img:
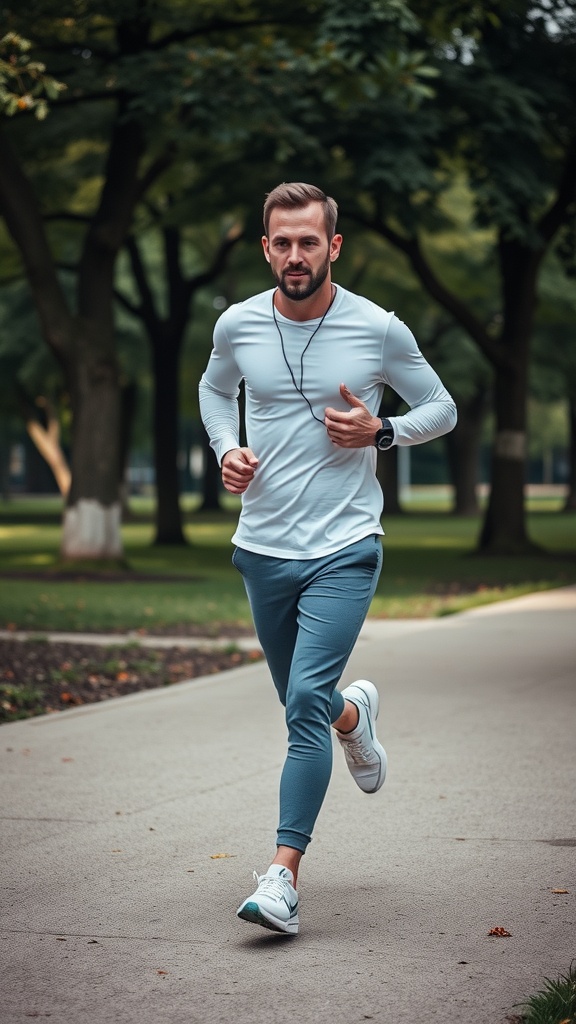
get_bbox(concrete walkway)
[1,588,575,1024]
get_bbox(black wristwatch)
[374,417,394,451]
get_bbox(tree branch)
[135,149,176,204]
[125,235,160,332]
[150,15,313,50]
[55,262,78,274]
[538,140,576,245]
[44,212,92,225]
[186,222,244,295]
[344,207,508,370]
[0,128,72,364]
[53,88,123,107]
[113,287,142,319]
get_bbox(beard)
[274,253,331,301]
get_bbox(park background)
[1,1,576,719]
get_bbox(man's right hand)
[221,448,259,494]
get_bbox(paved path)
[1,588,575,1024]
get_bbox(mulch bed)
[0,638,263,724]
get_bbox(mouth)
[284,269,310,281]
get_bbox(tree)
[0,1,427,559]
[530,253,576,510]
[116,207,243,543]
[310,0,576,552]
[0,277,72,496]
[0,22,154,557]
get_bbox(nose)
[287,243,304,264]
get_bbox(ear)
[330,233,343,262]
[262,235,271,264]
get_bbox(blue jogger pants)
[232,534,383,853]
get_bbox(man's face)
[262,202,342,301]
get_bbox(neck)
[273,280,335,322]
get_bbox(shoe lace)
[342,735,376,766]
[254,872,290,899]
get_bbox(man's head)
[262,183,342,303]
[263,182,338,242]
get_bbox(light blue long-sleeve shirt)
[199,285,457,559]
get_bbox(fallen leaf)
[61,757,74,763]
[551,888,570,894]
[116,671,130,682]
[156,970,168,975]
[60,692,82,705]
[210,852,236,859]
[488,927,511,937]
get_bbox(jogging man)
[199,182,457,935]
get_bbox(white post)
[398,445,411,504]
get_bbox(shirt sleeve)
[382,316,457,446]
[198,312,242,466]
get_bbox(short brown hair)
[263,182,339,241]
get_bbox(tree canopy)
[1,0,575,557]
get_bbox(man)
[199,182,456,936]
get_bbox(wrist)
[374,417,394,451]
[221,447,240,465]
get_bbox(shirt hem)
[230,527,385,560]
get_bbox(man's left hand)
[324,383,381,448]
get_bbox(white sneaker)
[336,680,387,793]
[236,865,299,935]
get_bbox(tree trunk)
[0,418,11,501]
[61,325,123,558]
[151,335,186,545]
[563,395,576,512]
[377,446,402,514]
[0,93,147,561]
[445,388,488,516]
[478,240,541,554]
[199,430,223,511]
[479,362,537,553]
[119,380,138,520]
[475,380,528,552]
[376,390,404,514]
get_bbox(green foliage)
[0,32,65,120]
[518,964,576,1024]
[0,681,44,721]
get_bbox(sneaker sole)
[237,901,299,935]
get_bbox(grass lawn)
[0,493,574,633]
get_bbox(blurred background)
[0,0,575,560]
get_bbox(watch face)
[375,429,393,450]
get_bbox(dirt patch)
[0,638,263,724]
